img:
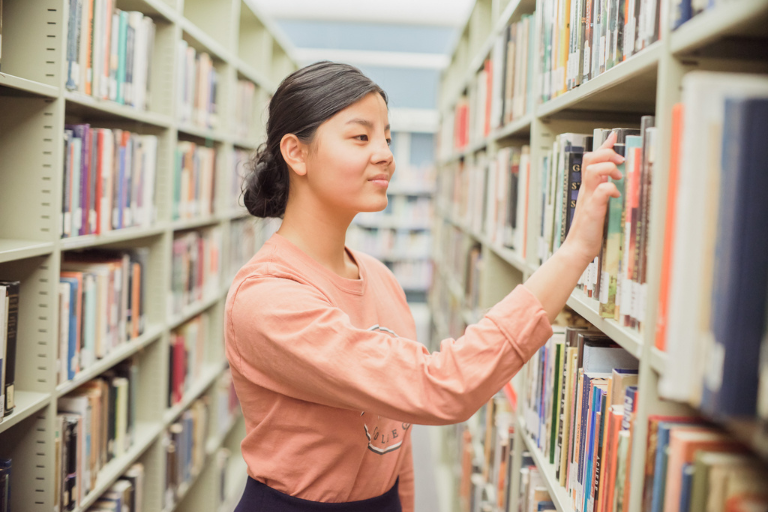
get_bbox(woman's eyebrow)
[345,119,391,131]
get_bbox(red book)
[654,103,684,351]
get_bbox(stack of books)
[538,0,660,103]
[58,250,148,384]
[65,3,156,111]
[173,142,217,221]
[444,15,536,156]
[176,41,219,130]
[523,326,640,512]
[168,313,209,407]
[85,463,144,512]
[234,80,256,141]
[56,357,138,510]
[163,398,209,510]
[170,227,222,316]
[537,120,656,330]
[62,126,158,239]
[656,72,768,425]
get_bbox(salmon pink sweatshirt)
[224,233,553,511]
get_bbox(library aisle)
[1,0,768,511]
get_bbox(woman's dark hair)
[242,61,388,218]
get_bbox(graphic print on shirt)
[360,324,411,455]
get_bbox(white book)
[0,285,6,419]
[58,282,71,385]
[660,72,768,404]
[140,135,157,227]
[91,0,103,99]
[100,128,114,234]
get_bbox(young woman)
[226,61,624,512]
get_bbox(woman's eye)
[386,139,392,146]
[355,135,369,142]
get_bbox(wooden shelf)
[670,0,768,56]
[0,239,54,264]
[536,43,662,119]
[0,391,50,435]
[353,217,432,230]
[0,73,59,98]
[170,215,221,232]
[164,362,225,425]
[56,324,164,397]
[74,421,164,512]
[60,225,167,251]
[177,122,229,143]
[565,289,644,359]
[168,293,223,330]
[517,418,575,512]
[179,17,232,62]
[65,91,173,127]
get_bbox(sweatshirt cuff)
[485,284,553,362]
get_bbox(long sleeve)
[228,275,552,426]
[398,436,415,512]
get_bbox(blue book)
[650,421,698,512]
[704,97,768,418]
[538,502,556,511]
[672,0,692,29]
[59,277,80,381]
[583,385,605,512]
[679,463,695,512]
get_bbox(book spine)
[1,282,19,415]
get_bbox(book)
[658,73,768,412]
[173,141,216,221]
[169,227,222,316]
[0,281,18,417]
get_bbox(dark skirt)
[233,477,402,512]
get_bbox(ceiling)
[248,0,475,26]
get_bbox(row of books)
[386,260,433,291]
[429,267,465,342]
[538,0,660,103]
[214,370,240,438]
[177,41,219,130]
[457,394,516,512]
[465,245,483,314]
[173,142,216,221]
[642,417,768,512]
[0,282,19,421]
[84,463,144,512]
[435,222,466,288]
[538,120,656,329]
[438,144,530,256]
[169,227,222,316]
[446,15,535,154]
[523,326,639,512]
[168,313,209,407]
[227,218,257,282]
[56,357,138,511]
[0,459,9,512]
[62,125,158,239]
[65,1,156,111]
[58,250,148,384]
[355,195,433,228]
[163,397,209,510]
[656,72,768,424]
[519,458,556,512]
[346,226,432,261]
[234,79,257,141]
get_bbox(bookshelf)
[431,0,768,510]
[0,0,295,510]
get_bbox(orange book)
[601,405,624,512]
[654,103,684,351]
[663,429,740,512]
[84,0,94,95]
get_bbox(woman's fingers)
[584,148,625,166]
[598,130,618,150]
[595,181,621,202]
[584,161,623,182]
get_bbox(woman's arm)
[525,132,623,324]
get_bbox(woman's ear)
[280,134,308,177]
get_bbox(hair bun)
[243,145,289,218]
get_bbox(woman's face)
[303,92,395,214]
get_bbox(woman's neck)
[277,195,359,280]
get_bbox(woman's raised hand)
[562,131,624,267]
